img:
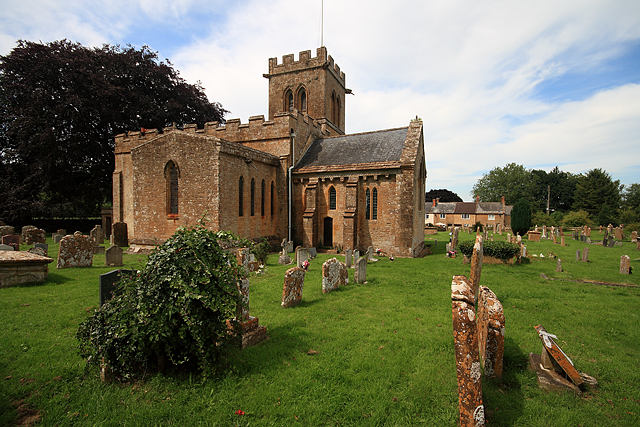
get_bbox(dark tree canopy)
[425,189,463,203]
[471,163,533,205]
[623,183,640,211]
[530,167,577,213]
[572,168,622,218]
[0,40,227,224]
[510,198,532,236]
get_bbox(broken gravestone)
[281,267,305,308]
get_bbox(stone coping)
[0,251,53,264]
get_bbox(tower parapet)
[266,47,345,86]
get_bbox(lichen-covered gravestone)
[477,286,505,380]
[57,234,94,268]
[354,257,367,284]
[22,225,46,245]
[620,255,630,274]
[281,267,305,308]
[322,257,348,293]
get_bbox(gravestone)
[281,267,305,308]
[614,227,623,240]
[607,236,615,248]
[0,244,13,251]
[506,233,510,243]
[529,325,584,393]
[528,231,541,242]
[57,229,67,236]
[278,248,291,265]
[99,269,134,306]
[587,227,591,237]
[451,227,460,250]
[308,247,317,259]
[477,286,505,380]
[631,231,638,243]
[23,227,45,245]
[560,236,565,247]
[296,247,309,269]
[367,246,377,261]
[575,250,581,261]
[354,257,367,284]
[542,225,547,239]
[581,248,589,263]
[229,277,267,348]
[353,250,360,266]
[90,225,104,245]
[620,255,630,274]
[93,245,105,255]
[53,234,64,244]
[322,258,348,293]
[345,248,352,268]
[0,251,54,287]
[0,226,15,236]
[602,228,609,246]
[552,235,557,244]
[112,222,128,247]
[28,247,47,257]
[57,234,94,268]
[235,248,251,273]
[556,259,562,272]
[105,246,124,266]
[521,246,527,258]
[2,235,20,251]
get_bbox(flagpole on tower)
[321,0,324,47]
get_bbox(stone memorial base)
[126,244,155,254]
[529,353,581,393]
[0,251,53,287]
[227,316,267,348]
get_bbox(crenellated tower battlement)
[266,47,345,85]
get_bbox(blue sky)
[2,0,639,201]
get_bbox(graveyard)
[1,228,639,426]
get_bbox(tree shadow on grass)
[483,336,529,426]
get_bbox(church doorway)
[323,217,333,248]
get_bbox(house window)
[261,180,265,216]
[329,187,336,210]
[372,188,378,220]
[440,213,446,219]
[488,214,495,221]
[365,189,371,220]
[271,181,275,216]
[251,178,255,216]
[461,214,470,220]
[165,161,179,216]
[239,176,244,216]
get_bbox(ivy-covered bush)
[457,240,520,260]
[77,225,244,381]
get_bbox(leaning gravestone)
[112,222,128,247]
[281,267,305,308]
[105,246,124,267]
[2,235,20,251]
[57,234,94,268]
[354,257,367,284]
[99,269,135,306]
[322,258,348,293]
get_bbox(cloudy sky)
[2,0,639,201]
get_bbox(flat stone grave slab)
[0,251,54,288]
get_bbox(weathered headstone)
[90,225,104,245]
[575,250,581,261]
[0,226,15,237]
[99,269,134,305]
[354,257,367,284]
[614,227,623,240]
[560,236,565,247]
[281,267,305,308]
[631,231,638,243]
[607,236,615,248]
[528,231,541,242]
[322,258,348,293]
[278,248,291,265]
[57,229,67,236]
[353,249,360,266]
[23,227,46,245]
[53,234,64,244]
[112,222,128,247]
[477,286,505,380]
[0,244,14,251]
[105,246,124,266]
[28,246,47,257]
[581,248,589,263]
[542,225,547,239]
[229,277,267,348]
[57,234,94,268]
[521,245,527,258]
[620,255,630,274]
[345,248,352,268]
[296,247,309,269]
[556,259,562,272]
[2,235,20,251]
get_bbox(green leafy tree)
[572,169,622,218]
[472,163,533,204]
[510,198,532,236]
[77,225,244,381]
[0,40,227,224]
[530,167,577,213]
[623,184,640,210]
[562,210,591,227]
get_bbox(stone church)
[112,47,427,257]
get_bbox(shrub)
[457,240,520,260]
[511,198,531,237]
[562,210,591,227]
[77,225,244,381]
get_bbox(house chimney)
[432,198,437,207]
[476,195,480,203]
[501,196,505,205]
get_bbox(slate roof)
[454,202,477,214]
[294,127,408,173]
[426,202,457,214]
[477,202,504,214]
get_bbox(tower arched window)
[299,88,307,111]
[329,187,336,210]
[286,90,294,112]
[365,188,371,220]
[239,176,244,217]
[165,161,179,216]
[251,178,255,216]
[372,188,378,220]
[261,179,265,216]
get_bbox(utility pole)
[546,185,550,215]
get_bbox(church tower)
[264,47,348,135]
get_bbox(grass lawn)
[1,230,639,426]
